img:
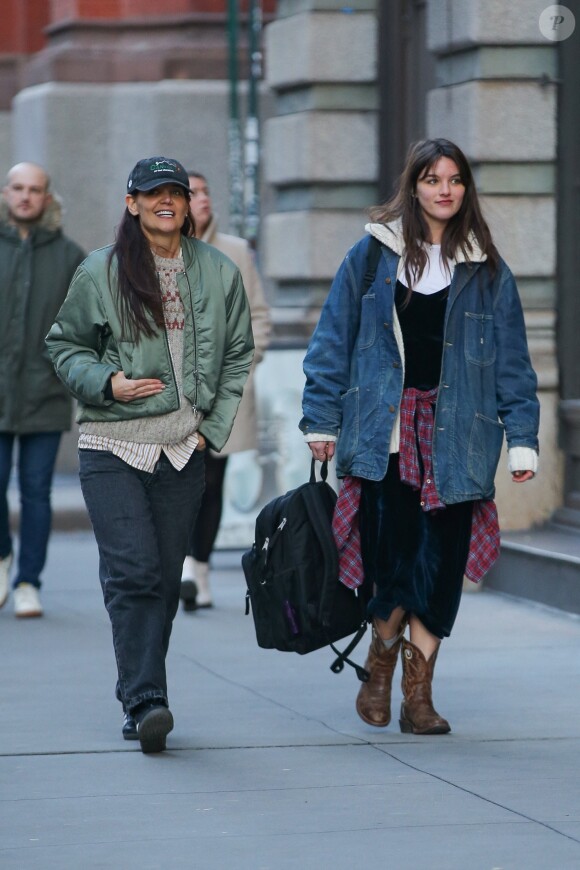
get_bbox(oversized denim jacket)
[300,224,539,503]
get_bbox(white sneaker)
[180,556,198,611]
[14,583,43,618]
[0,553,13,609]
[194,560,213,608]
[181,556,196,582]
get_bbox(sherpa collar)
[364,219,487,264]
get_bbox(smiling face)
[415,156,465,242]
[125,183,190,250]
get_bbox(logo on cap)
[150,160,180,174]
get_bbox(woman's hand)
[196,434,206,451]
[111,371,165,403]
[512,470,535,483]
[308,440,335,462]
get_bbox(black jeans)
[188,451,229,563]
[79,448,205,713]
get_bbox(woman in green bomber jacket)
[46,156,254,754]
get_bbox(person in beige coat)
[181,172,272,608]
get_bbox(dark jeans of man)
[187,451,229,562]
[79,448,205,714]
[0,432,62,589]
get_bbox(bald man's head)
[3,163,52,235]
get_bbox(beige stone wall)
[263,2,378,340]
[11,80,275,255]
[425,0,562,528]
[0,113,12,183]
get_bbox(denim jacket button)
[389,405,395,412]
[385,277,391,284]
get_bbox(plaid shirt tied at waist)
[332,387,500,589]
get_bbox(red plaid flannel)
[398,387,444,511]
[332,475,363,589]
[332,387,500,589]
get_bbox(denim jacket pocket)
[357,295,376,350]
[464,312,495,366]
[468,413,505,491]
[337,387,360,467]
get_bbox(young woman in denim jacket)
[300,139,539,734]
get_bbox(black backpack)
[241,237,383,681]
[242,460,370,681]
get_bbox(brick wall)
[0,0,49,53]
[1,1,277,54]
[49,0,276,22]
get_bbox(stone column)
[554,401,580,529]
[552,16,580,532]
[262,0,378,343]
[425,0,562,529]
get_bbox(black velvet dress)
[361,281,473,639]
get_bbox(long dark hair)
[370,138,499,292]
[108,202,195,341]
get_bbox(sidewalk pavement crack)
[178,654,364,741]
[373,744,580,847]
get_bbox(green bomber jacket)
[45,236,254,452]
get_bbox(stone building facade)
[0,1,277,252]
[2,1,579,578]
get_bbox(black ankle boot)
[134,703,174,754]
[122,712,138,741]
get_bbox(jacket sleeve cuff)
[304,433,338,443]
[508,446,538,474]
[103,376,114,401]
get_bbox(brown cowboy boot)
[355,619,406,727]
[399,638,451,734]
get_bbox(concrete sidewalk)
[1,533,580,869]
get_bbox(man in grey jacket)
[0,162,85,617]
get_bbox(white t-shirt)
[398,245,453,294]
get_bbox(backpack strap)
[309,457,329,483]
[300,480,339,608]
[328,618,369,682]
[361,235,383,295]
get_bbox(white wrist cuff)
[508,446,538,474]
[304,433,338,443]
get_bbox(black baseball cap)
[126,157,191,193]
